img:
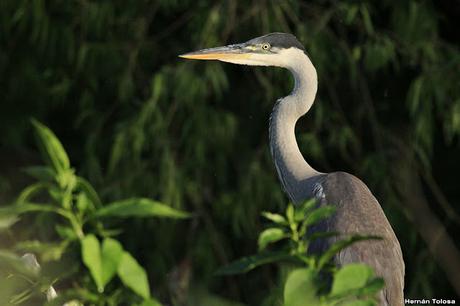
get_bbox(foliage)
[0,0,459,304]
[218,200,384,306]
[0,121,189,305]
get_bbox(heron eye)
[262,43,271,50]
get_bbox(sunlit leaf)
[331,264,374,295]
[0,203,61,216]
[261,212,287,225]
[258,228,287,250]
[76,177,102,208]
[81,234,104,292]
[31,119,70,174]
[294,199,318,222]
[139,298,163,306]
[284,268,319,306]
[0,214,19,230]
[117,252,150,299]
[303,205,336,227]
[101,238,124,286]
[76,192,90,214]
[286,204,295,224]
[93,198,190,219]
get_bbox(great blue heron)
[180,33,404,306]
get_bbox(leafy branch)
[217,200,384,306]
[0,120,190,305]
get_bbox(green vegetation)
[1,121,189,305]
[219,201,385,305]
[1,0,459,305]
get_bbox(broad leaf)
[117,252,150,299]
[216,251,289,275]
[303,205,336,227]
[139,298,163,306]
[101,238,124,286]
[356,278,385,296]
[284,268,319,306]
[261,212,287,225]
[81,234,104,292]
[258,228,287,250]
[93,198,190,219]
[76,192,91,213]
[31,119,70,174]
[331,264,374,296]
[294,199,317,222]
[0,203,61,216]
[0,214,19,230]
[76,177,102,208]
[286,205,295,224]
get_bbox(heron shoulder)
[319,171,375,206]
[318,171,396,239]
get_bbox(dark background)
[1,0,459,304]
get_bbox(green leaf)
[357,277,385,296]
[294,199,317,222]
[31,119,70,174]
[216,251,289,275]
[76,177,102,208]
[81,234,104,292]
[284,268,319,306]
[327,264,383,305]
[0,203,61,216]
[76,192,90,213]
[286,204,295,224]
[16,182,50,204]
[117,252,150,299]
[303,205,336,227]
[22,166,56,181]
[139,298,163,306]
[93,198,191,219]
[261,212,287,225]
[331,264,374,296]
[258,228,287,250]
[56,169,77,191]
[318,235,381,269]
[0,213,19,230]
[101,238,124,286]
[360,5,374,35]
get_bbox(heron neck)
[269,52,321,203]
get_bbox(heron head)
[179,33,306,68]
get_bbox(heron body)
[180,33,404,306]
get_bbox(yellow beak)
[179,44,250,61]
